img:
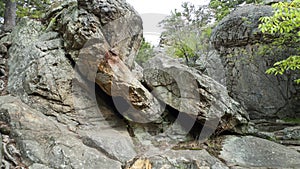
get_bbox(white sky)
[126,0,210,15]
[126,0,211,46]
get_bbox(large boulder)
[211,5,273,49]
[143,55,250,136]
[211,4,300,119]
[219,136,300,168]
[54,0,143,68]
[7,0,163,123]
[50,0,163,123]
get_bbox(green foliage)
[1,0,60,19]
[135,39,155,66]
[209,0,263,21]
[159,2,214,66]
[259,0,300,83]
[0,1,4,20]
[282,117,300,124]
[16,0,53,18]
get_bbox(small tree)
[259,0,300,83]
[135,38,155,66]
[159,2,213,66]
[209,0,263,21]
[1,0,59,31]
[3,0,16,31]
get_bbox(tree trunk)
[3,0,16,32]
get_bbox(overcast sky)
[126,0,210,14]
[126,0,211,46]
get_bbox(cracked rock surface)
[210,4,300,120]
[0,1,299,169]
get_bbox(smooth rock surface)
[81,130,137,162]
[219,136,300,168]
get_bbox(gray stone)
[143,55,249,136]
[29,163,53,169]
[131,150,229,169]
[219,136,300,168]
[131,62,144,81]
[81,130,137,162]
[8,19,74,115]
[211,5,273,49]
[56,0,143,68]
[0,96,125,169]
[196,50,227,85]
[210,4,300,120]
[76,38,164,123]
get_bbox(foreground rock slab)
[0,96,139,168]
[126,150,228,169]
[219,136,300,168]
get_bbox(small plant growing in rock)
[259,0,300,84]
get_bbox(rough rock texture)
[3,0,144,167]
[211,5,273,49]
[128,150,229,169]
[54,0,142,68]
[0,41,9,95]
[143,55,249,136]
[219,136,300,168]
[211,4,300,119]
[46,0,163,123]
[8,19,74,114]
[1,1,299,168]
[76,37,164,123]
[196,50,227,85]
[0,96,130,168]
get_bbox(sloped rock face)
[2,1,299,168]
[211,4,300,120]
[8,19,74,114]
[3,0,145,167]
[143,55,249,136]
[0,96,131,169]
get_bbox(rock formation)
[211,4,300,120]
[0,0,298,169]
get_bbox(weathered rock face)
[211,5,273,49]
[219,136,300,168]
[54,0,142,67]
[143,55,249,136]
[127,150,229,169]
[2,1,299,168]
[46,0,163,123]
[0,96,132,168]
[8,19,74,114]
[0,41,9,95]
[3,0,148,167]
[211,4,300,119]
